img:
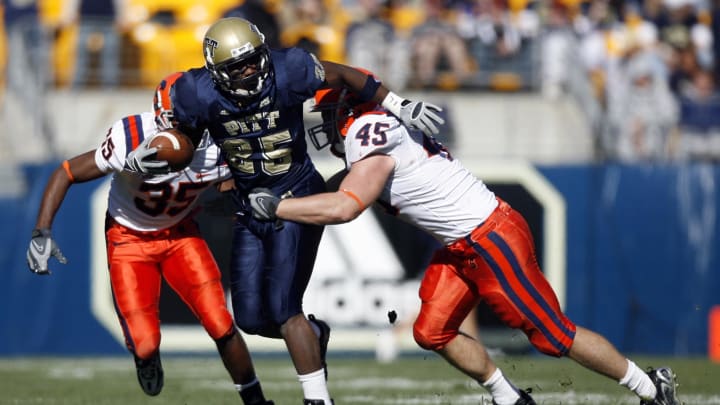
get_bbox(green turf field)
[0,355,717,404]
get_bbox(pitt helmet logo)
[204,38,219,61]
[249,23,265,42]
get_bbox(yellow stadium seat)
[52,24,79,88]
[38,0,65,27]
[281,22,345,63]
[489,72,523,91]
[387,4,424,36]
[132,22,205,87]
[128,0,239,24]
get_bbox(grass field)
[0,354,718,404]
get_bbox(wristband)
[357,74,382,102]
[62,160,75,183]
[32,228,51,238]
[380,91,405,117]
[341,189,365,211]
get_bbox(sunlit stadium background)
[1,0,720,403]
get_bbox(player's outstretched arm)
[321,61,445,136]
[28,151,105,275]
[272,154,394,225]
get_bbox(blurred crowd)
[2,0,720,162]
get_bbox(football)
[150,129,195,171]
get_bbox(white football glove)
[26,228,67,275]
[382,91,445,136]
[124,135,170,175]
[248,188,280,221]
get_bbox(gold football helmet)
[203,17,271,98]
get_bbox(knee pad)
[177,277,235,341]
[126,324,160,360]
[527,327,576,357]
[234,314,265,336]
[213,327,237,347]
[123,309,161,359]
[413,319,456,351]
[132,334,161,360]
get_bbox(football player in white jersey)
[26,73,274,405]
[246,86,681,405]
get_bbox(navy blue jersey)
[172,47,326,193]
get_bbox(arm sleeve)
[94,112,157,173]
[93,119,130,173]
[172,73,207,141]
[284,48,326,102]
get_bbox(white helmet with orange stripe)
[307,69,380,158]
[152,71,184,130]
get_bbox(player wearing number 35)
[26,73,274,405]
[128,17,444,405]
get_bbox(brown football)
[150,129,195,171]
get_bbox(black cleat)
[134,352,164,396]
[640,367,680,405]
[303,400,334,405]
[308,314,331,380]
[493,388,536,405]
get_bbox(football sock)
[481,368,521,405]
[298,369,331,403]
[309,319,321,338]
[619,359,657,400]
[236,378,268,405]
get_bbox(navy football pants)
[230,170,326,338]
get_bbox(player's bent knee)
[235,316,265,336]
[213,327,237,346]
[133,332,161,359]
[234,302,294,337]
[526,328,575,357]
[123,310,161,359]
[200,310,235,340]
[236,323,260,336]
[413,323,453,351]
[530,337,573,357]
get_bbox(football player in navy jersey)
[129,17,445,405]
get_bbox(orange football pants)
[414,199,576,357]
[105,215,234,359]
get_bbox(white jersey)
[343,112,498,245]
[93,112,231,232]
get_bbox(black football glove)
[248,188,280,221]
[26,228,68,275]
[124,135,170,175]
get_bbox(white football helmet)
[153,71,183,130]
[308,86,379,158]
[203,17,271,98]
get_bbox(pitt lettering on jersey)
[222,110,281,135]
